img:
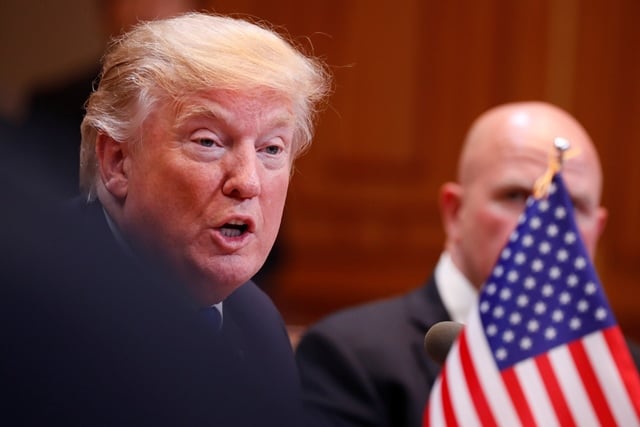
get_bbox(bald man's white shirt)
[434,252,478,324]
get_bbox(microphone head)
[424,321,463,366]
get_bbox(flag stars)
[547,224,559,237]
[510,231,519,242]
[564,231,577,245]
[522,235,534,247]
[559,291,571,305]
[574,256,587,270]
[495,348,508,361]
[566,274,579,287]
[570,317,582,330]
[554,206,566,219]
[507,270,519,283]
[517,294,529,307]
[527,319,540,333]
[509,312,522,325]
[524,277,536,290]
[501,248,512,260]
[545,327,557,340]
[577,300,589,313]
[486,283,497,295]
[584,282,597,295]
[500,288,512,300]
[539,200,550,212]
[480,301,490,313]
[493,265,504,278]
[534,301,547,315]
[549,266,561,280]
[542,284,554,297]
[530,217,542,229]
[493,306,505,318]
[514,252,526,265]
[552,309,564,322]
[502,330,515,343]
[486,324,498,336]
[520,337,533,350]
[539,241,551,254]
[556,249,569,262]
[595,307,608,321]
[532,259,544,272]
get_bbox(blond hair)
[80,12,331,199]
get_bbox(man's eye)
[264,145,282,155]
[505,190,530,202]
[198,138,215,148]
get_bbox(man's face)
[446,111,606,289]
[120,89,295,304]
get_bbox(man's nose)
[221,146,260,199]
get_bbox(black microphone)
[424,321,463,366]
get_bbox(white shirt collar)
[434,251,478,324]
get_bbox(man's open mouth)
[219,221,249,238]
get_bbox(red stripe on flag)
[568,339,616,426]
[603,326,640,418]
[501,367,536,426]
[440,367,459,427]
[535,352,576,426]
[458,331,497,427]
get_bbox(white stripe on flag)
[446,339,481,426]
[547,344,599,426]
[583,331,640,425]
[465,309,521,426]
[428,376,445,426]
[513,358,560,426]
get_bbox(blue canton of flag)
[479,175,615,370]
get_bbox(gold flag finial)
[532,137,579,199]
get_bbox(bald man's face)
[444,106,607,289]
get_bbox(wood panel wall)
[207,0,640,340]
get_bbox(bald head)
[441,101,607,288]
[458,102,602,195]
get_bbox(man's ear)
[96,133,130,199]
[439,182,463,242]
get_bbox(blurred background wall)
[2,0,639,339]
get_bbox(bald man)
[295,102,621,427]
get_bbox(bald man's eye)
[504,189,531,203]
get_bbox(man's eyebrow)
[174,104,229,128]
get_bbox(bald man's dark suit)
[295,279,450,427]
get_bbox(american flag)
[424,173,640,426]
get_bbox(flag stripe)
[427,376,445,426]
[514,358,560,426]
[439,366,459,427]
[535,353,576,426]
[446,337,481,426]
[466,310,520,426]
[603,326,640,419]
[502,367,537,426]
[584,329,640,424]
[548,345,599,425]
[457,330,496,427]
[568,339,617,426]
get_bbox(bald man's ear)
[96,133,130,200]
[595,206,608,241]
[440,182,464,243]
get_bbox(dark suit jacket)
[1,182,304,426]
[295,278,449,427]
